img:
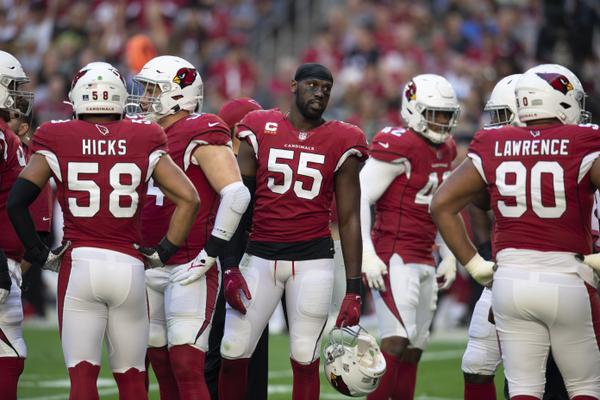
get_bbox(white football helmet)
[131,55,203,122]
[484,74,523,127]
[516,64,590,125]
[68,63,128,118]
[0,50,33,117]
[400,74,460,144]
[323,326,386,397]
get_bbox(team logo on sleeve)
[405,81,417,101]
[536,73,573,95]
[172,68,197,89]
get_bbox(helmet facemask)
[0,76,33,117]
[485,105,514,127]
[128,78,168,121]
[420,106,460,143]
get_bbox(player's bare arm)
[430,158,495,285]
[334,155,362,327]
[169,139,251,286]
[151,154,200,246]
[7,154,69,273]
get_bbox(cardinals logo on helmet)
[329,372,351,395]
[536,73,574,95]
[405,81,417,101]
[71,69,89,89]
[173,68,197,89]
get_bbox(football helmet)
[484,74,523,127]
[0,50,33,117]
[68,63,128,118]
[400,74,460,144]
[516,64,590,125]
[323,326,386,397]
[130,55,203,122]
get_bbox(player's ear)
[291,80,298,94]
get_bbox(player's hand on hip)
[34,241,71,273]
[464,253,495,287]
[223,267,252,314]
[134,237,179,269]
[335,294,361,327]
[362,247,387,291]
[577,253,600,272]
[436,256,457,290]
[170,249,216,285]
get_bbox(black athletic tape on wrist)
[346,277,361,294]
[204,235,228,258]
[158,237,179,263]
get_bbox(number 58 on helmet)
[323,326,386,397]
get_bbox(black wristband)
[24,243,49,266]
[157,237,179,263]
[204,235,228,258]
[346,276,361,294]
[477,241,493,261]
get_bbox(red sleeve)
[30,123,56,154]
[148,122,168,153]
[235,110,264,155]
[191,114,231,147]
[369,127,411,163]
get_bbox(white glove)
[464,253,495,286]
[362,246,388,291]
[0,289,8,304]
[170,249,216,286]
[436,256,457,290]
[578,253,600,272]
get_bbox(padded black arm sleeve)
[219,175,255,269]
[7,178,46,260]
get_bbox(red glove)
[335,294,361,327]
[223,267,252,314]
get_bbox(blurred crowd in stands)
[1,0,598,143]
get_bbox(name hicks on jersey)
[82,139,127,156]
[494,139,569,157]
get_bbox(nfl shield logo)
[436,150,443,160]
[298,131,308,141]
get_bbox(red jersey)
[236,109,368,243]
[370,127,457,266]
[23,143,53,233]
[30,118,167,259]
[0,120,26,261]
[141,113,231,264]
[468,123,600,255]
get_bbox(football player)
[431,64,600,400]
[204,97,268,400]
[9,97,54,318]
[7,62,199,400]
[0,50,33,400]
[461,74,523,400]
[132,56,251,400]
[361,74,459,400]
[218,63,368,400]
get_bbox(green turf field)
[18,327,505,399]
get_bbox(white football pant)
[0,258,25,358]
[462,287,501,375]
[221,254,334,364]
[146,263,219,351]
[493,250,600,399]
[372,254,437,349]
[59,247,148,372]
